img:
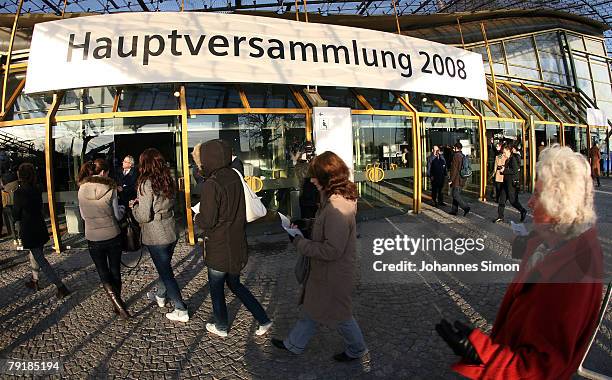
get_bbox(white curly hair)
[536,144,596,237]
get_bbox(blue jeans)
[207,268,270,332]
[147,241,186,311]
[284,313,368,358]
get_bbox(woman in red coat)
[437,144,603,379]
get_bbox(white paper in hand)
[191,202,200,214]
[510,221,528,236]
[279,213,304,238]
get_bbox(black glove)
[288,233,295,243]
[435,319,481,364]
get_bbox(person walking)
[78,159,130,319]
[131,148,188,323]
[193,139,272,337]
[295,141,319,219]
[589,142,601,187]
[2,169,20,247]
[492,144,507,203]
[438,144,603,379]
[15,163,70,298]
[230,148,245,177]
[271,151,368,363]
[427,145,447,207]
[449,142,470,216]
[117,155,138,207]
[494,145,527,223]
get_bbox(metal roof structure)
[0,0,610,52]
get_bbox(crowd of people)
[2,136,605,374]
[427,140,534,223]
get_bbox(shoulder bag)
[232,168,266,223]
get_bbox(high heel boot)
[102,282,131,319]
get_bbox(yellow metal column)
[1,0,24,116]
[45,92,65,253]
[398,94,421,213]
[528,116,536,192]
[179,86,195,245]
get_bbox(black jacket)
[117,167,137,206]
[502,154,521,183]
[195,140,248,274]
[13,183,50,249]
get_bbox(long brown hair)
[17,163,37,186]
[77,158,109,184]
[308,151,358,200]
[137,148,175,199]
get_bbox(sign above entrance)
[25,12,487,99]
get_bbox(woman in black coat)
[14,163,70,298]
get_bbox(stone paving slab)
[0,178,610,379]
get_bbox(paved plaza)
[0,179,610,379]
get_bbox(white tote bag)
[233,168,267,222]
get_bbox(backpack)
[460,154,472,178]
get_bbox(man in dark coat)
[117,155,137,208]
[449,142,470,216]
[427,145,447,207]
[495,145,527,223]
[194,139,272,338]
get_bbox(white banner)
[312,107,354,180]
[25,13,487,99]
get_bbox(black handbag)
[121,210,141,252]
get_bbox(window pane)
[574,57,591,79]
[567,34,585,51]
[591,61,611,83]
[535,32,562,53]
[119,85,177,111]
[594,82,612,102]
[504,38,538,68]
[185,84,243,108]
[584,38,605,55]
[241,84,299,108]
[316,87,365,109]
[358,89,404,111]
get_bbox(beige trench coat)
[293,193,357,325]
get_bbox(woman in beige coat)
[272,151,368,362]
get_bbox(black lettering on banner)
[381,50,396,69]
[118,36,138,58]
[398,53,413,77]
[457,59,467,79]
[234,36,246,56]
[168,30,183,56]
[185,35,206,55]
[322,44,350,64]
[143,34,165,65]
[249,37,265,58]
[267,39,285,59]
[93,37,112,59]
[362,48,379,67]
[419,51,432,73]
[352,40,360,65]
[209,35,229,56]
[67,32,90,62]
[433,54,444,75]
[289,41,318,62]
[445,56,456,77]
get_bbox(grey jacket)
[132,180,177,246]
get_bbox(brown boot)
[102,283,131,319]
[25,279,40,291]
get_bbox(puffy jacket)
[194,140,248,274]
[78,176,121,242]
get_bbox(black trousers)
[451,187,468,212]
[88,235,122,289]
[498,181,525,219]
[431,178,444,204]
